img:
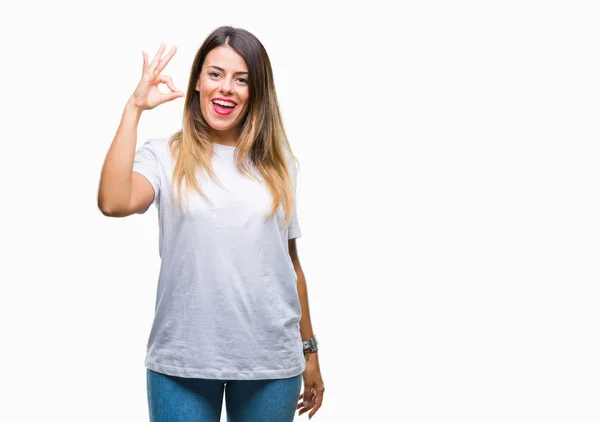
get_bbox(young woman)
[97,26,324,421]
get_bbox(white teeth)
[213,100,236,107]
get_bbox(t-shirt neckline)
[213,142,237,151]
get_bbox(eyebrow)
[207,65,248,75]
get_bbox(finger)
[158,75,182,94]
[156,44,177,74]
[298,398,316,416]
[302,389,314,409]
[160,91,185,105]
[299,402,315,417]
[308,394,323,419]
[142,51,148,69]
[150,42,166,72]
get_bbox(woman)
[97,26,325,421]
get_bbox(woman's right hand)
[129,43,184,111]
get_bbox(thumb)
[303,387,314,407]
[161,91,185,104]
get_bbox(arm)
[97,99,154,217]
[290,238,325,419]
[98,43,181,217]
[288,238,320,365]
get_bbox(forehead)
[203,46,248,72]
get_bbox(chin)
[208,121,236,131]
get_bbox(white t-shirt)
[132,138,305,380]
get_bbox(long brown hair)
[166,26,299,226]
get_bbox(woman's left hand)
[297,354,325,419]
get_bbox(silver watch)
[302,335,318,353]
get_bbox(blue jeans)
[146,369,303,422]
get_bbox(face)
[196,46,250,137]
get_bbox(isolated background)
[1,1,599,421]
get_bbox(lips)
[212,97,237,106]
[212,101,236,116]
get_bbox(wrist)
[304,350,318,360]
[302,335,318,359]
[126,97,145,114]
[302,335,318,350]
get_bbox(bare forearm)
[297,272,321,365]
[97,98,143,214]
[297,273,314,341]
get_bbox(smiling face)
[195,46,250,143]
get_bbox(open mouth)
[212,100,237,115]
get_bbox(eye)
[208,71,247,85]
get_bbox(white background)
[1,0,599,421]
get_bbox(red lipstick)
[211,98,237,115]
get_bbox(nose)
[220,77,234,94]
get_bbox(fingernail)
[303,401,308,406]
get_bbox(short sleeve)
[133,139,161,210]
[287,155,302,240]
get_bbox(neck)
[210,127,239,147]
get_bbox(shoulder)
[283,148,299,174]
[139,137,171,162]
[285,152,300,189]
[144,137,170,151]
